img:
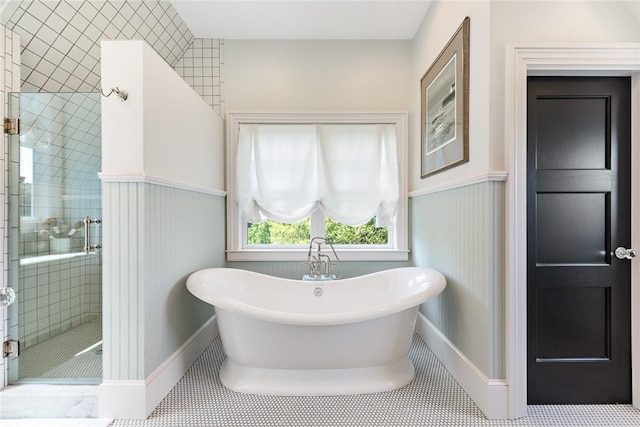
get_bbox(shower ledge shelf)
[20,251,98,266]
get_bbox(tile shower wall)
[173,38,225,115]
[17,256,100,349]
[1,25,21,386]
[410,180,506,379]
[1,1,194,92]
[0,1,224,114]
[17,92,101,257]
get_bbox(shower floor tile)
[18,322,102,382]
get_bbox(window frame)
[226,112,409,262]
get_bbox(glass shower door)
[7,92,102,384]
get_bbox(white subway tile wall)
[1,1,194,92]
[18,92,101,189]
[18,256,101,349]
[0,1,224,113]
[1,25,21,387]
[174,38,225,115]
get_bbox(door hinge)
[3,118,19,135]
[3,340,19,357]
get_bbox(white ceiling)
[170,1,433,40]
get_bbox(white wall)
[409,0,640,419]
[101,40,224,192]
[223,39,414,278]
[100,40,226,418]
[410,0,640,356]
[489,0,640,171]
[410,0,640,194]
[224,40,412,112]
[410,1,491,193]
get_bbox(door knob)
[0,287,16,307]
[615,246,637,260]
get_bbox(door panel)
[527,77,631,404]
[536,97,607,169]
[7,92,103,384]
[535,192,607,264]
[535,286,610,360]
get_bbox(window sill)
[226,249,409,262]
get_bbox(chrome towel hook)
[101,86,128,101]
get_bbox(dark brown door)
[527,76,632,404]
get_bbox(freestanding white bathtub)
[186,267,446,396]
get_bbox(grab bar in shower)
[83,216,102,254]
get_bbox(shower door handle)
[84,216,102,254]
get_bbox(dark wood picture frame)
[420,17,470,178]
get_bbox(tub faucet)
[303,237,342,280]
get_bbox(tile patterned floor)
[18,322,102,382]
[0,419,111,427]
[108,335,640,427]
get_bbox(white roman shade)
[236,123,399,227]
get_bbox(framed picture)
[420,17,470,178]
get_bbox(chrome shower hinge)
[3,118,19,135]
[3,340,19,357]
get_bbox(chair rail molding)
[505,43,640,419]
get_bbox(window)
[226,113,408,261]
[246,216,389,246]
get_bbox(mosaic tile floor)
[18,322,102,382]
[109,335,640,427]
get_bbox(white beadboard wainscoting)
[100,182,225,418]
[410,174,507,419]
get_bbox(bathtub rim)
[186,266,446,326]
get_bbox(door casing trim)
[505,43,640,418]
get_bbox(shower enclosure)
[6,92,102,384]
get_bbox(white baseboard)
[415,312,509,419]
[99,315,218,419]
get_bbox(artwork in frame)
[420,17,470,178]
